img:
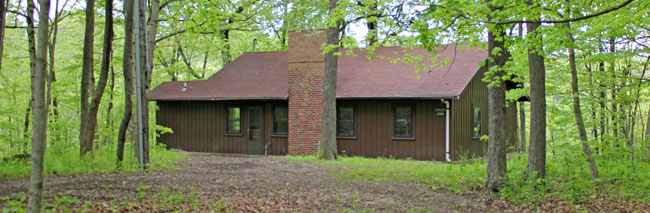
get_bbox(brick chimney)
[287,29,326,155]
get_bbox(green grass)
[288,147,650,206]
[0,142,186,179]
[286,155,486,193]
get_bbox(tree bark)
[80,0,113,157]
[136,0,150,167]
[519,102,526,152]
[609,38,618,141]
[23,101,32,140]
[321,0,339,160]
[564,20,599,179]
[485,0,508,192]
[361,0,378,46]
[79,0,96,156]
[645,105,650,142]
[525,0,547,180]
[27,0,51,211]
[117,0,135,164]
[0,0,8,74]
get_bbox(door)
[247,106,264,155]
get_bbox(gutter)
[444,99,451,162]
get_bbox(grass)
[287,147,650,207]
[0,142,186,180]
[286,155,486,193]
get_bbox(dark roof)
[149,44,487,101]
[150,51,288,101]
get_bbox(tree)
[79,0,95,156]
[563,16,599,179]
[135,0,149,167]
[321,0,339,160]
[484,0,508,192]
[524,0,547,180]
[519,102,526,152]
[117,0,135,164]
[27,0,51,211]
[80,0,114,156]
[0,0,7,74]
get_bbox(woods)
[1,0,650,211]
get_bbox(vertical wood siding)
[449,68,518,160]
[156,100,288,155]
[336,100,447,161]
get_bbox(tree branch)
[487,0,634,25]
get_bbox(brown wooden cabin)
[149,30,518,161]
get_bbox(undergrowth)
[288,146,650,206]
[0,142,185,179]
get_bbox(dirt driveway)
[0,152,505,212]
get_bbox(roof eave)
[150,96,287,101]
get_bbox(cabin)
[149,30,518,161]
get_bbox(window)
[273,105,288,135]
[226,106,241,134]
[472,105,481,138]
[337,106,355,137]
[394,106,413,138]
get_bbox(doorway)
[247,106,264,155]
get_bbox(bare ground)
[0,152,519,212]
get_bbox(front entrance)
[247,106,264,155]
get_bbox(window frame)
[272,104,289,137]
[392,104,415,140]
[472,104,482,139]
[225,105,242,136]
[336,104,356,138]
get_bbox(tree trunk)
[117,0,135,164]
[525,0,547,180]
[27,0,51,211]
[321,0,339,160]
[23,101,32,140]
[363,0,378,46]
[485,0,508,191]
[136,0,150,167]
[47,0,61,128]
[519,102,526,152]
[0,0,8,74]
[564,21,599,179]
[80,0,96,156]
[106,65,114,143]
[80,0,113,156]
[646,106,650,143]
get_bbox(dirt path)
[0,152,502,212]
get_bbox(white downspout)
[445,100,451,162]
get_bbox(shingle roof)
[149,44,487,101]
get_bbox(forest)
[1,0,649,211]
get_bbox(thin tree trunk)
[525,0,547,180]
[485,0,508,191]
[564,20,599,179]
[321,0,339,160]
[519,102,526,152]
[23,100,32,140]
[81,0,113,156]
[47,0,61,126]
[27,0,51,211]
[645,105,650,143]
[106,65,114,143]
[136,0,150,167]
[117,0,134,164]
[363,0,378,46]
[80,0,96,156]
[609,38,618,141]
[0,0,8,74]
